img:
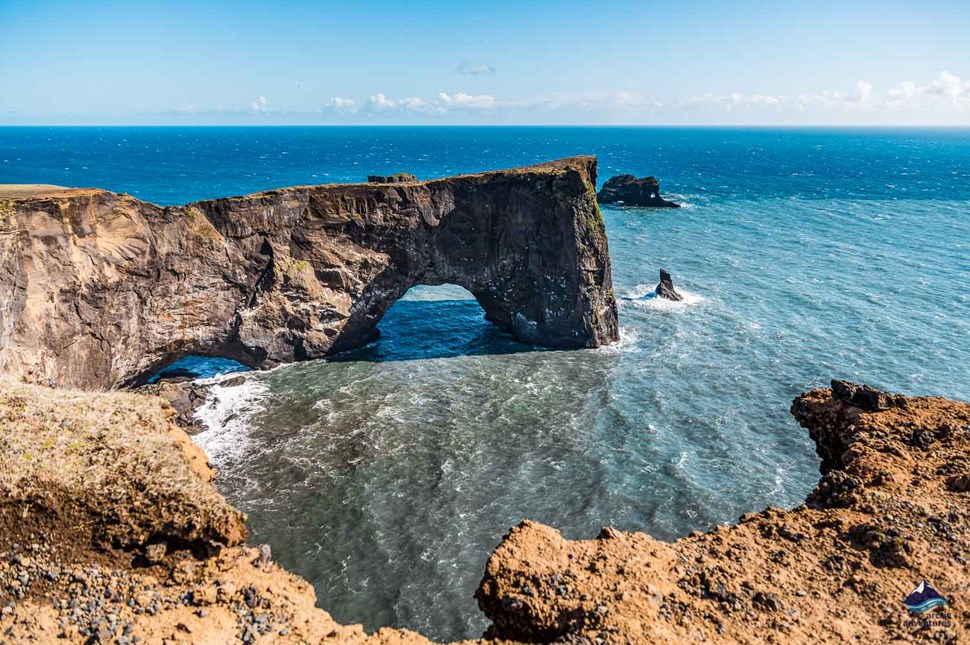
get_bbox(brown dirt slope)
[0,379,436,644]
[476,381,969,643]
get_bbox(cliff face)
[476,382,970,643]
[0,157,618,389]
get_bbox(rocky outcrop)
[596,174,681,208]
[367,173,418,184]
[138,379,211,430]
[0,157,618,389]
[655,268,684,301]
[0,378,433,644]
[476,381,969,643]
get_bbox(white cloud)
[352,92,497,116]
[929,70,968,98]
[157,71,968,124]
[323,97,358,115]
[690,79,874,113]
[368,93,396,109]
[887,81,920,102]
[400,96,426,109]
[689,92,786,110]
[855,80,875,103]
[436,92,496,110]
[457,62,496,76]
[888,70,969,103]
[795,80,874,109]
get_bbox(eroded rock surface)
[0,157,618,389]
[655,269,684,301]
[476,381,969,643]
[596,174,680,208]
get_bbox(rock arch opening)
[333,284,538,363]
[146,355,250,384]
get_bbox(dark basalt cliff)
[0,157,618,389]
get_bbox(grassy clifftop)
[0,380,433,644]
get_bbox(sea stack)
[597,174,681,207]
[655,269,684,301]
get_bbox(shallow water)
[4,126,968,641]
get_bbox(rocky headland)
[596,175,680,208]
[1,163,966,643]
[0,157,618,390]
[0,378,434,644]
[476,381,969,643]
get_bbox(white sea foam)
[192,373,269,466]
[621,284,707,311]
[666,194,697,209]
[596,324,640,353]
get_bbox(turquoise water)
[3,127,968,641]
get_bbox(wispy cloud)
[155,70,969,124]
[456,62,496,76]
[683,73,970,116]
[321,91,498,117]
[436,92,496,110]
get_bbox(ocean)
[2,126,968,641]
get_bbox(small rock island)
[655,268,684,301]
[597,174,681,208]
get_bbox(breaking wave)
[192,373,269,466]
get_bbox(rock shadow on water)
[329,298,550,363]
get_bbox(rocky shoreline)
[2,378,966,643]
[1,165,965,643]
[476,381,969,643]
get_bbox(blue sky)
[2,0,969,125]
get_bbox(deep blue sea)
[3,126,968,641]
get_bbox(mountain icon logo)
[903,580,948,613]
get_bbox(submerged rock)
[0,157,618,389]
[655,269,684,301]
[596,174,681,207]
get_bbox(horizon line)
[2,123,970,129]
